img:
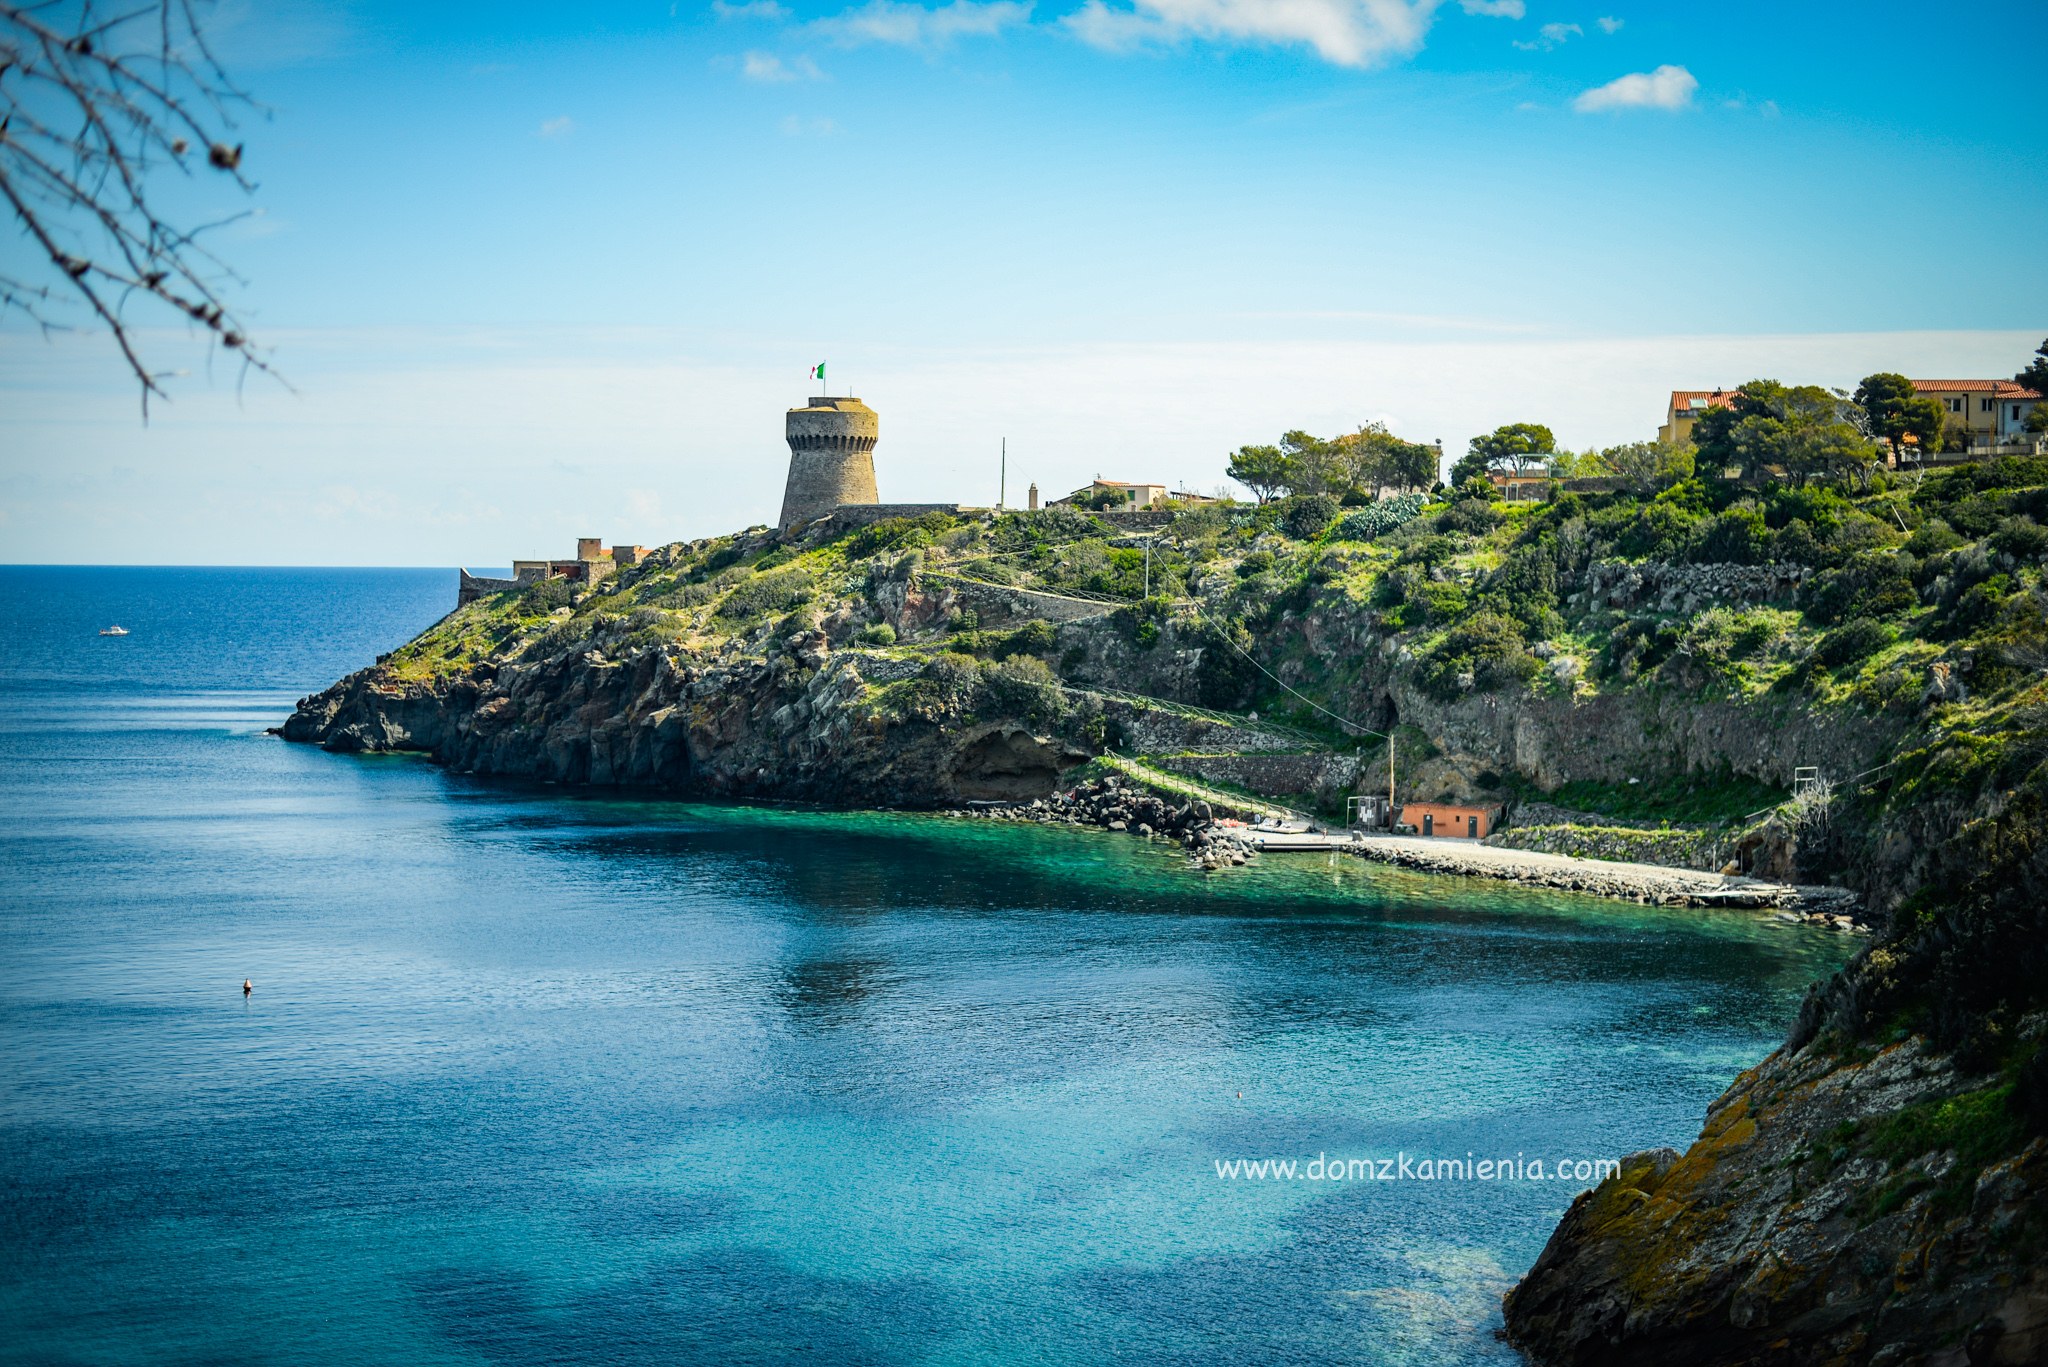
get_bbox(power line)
[1204,614,1391,743]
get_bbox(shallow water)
[0,567,1853,1365]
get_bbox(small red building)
[1398,801,1502,840]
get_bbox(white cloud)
[1572,63,1697,112]
[713,0,792,18]
[1064,0,1445,69]
[1513,20,1578,50]
[1062,0,1168,50]
[537,115,576,139]
[1595,15,1621,32]
[742,50,826,79]
[1459,0,1523,16]
[812,0,1033,47]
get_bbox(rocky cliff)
[285,471,2048,1363]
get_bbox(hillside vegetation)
[326,444,2048,1364]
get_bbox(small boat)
[99,625,130,636]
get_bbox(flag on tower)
[810,362,825,381]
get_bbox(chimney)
[1027,482,1039,511]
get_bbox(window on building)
[1949,398,1964,412]
[1982,398,1994,412]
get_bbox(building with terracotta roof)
[1049,478,1184,508]
[1658,389,1738,445]
[1910,380,2042,443]
[1659,381,2042,453]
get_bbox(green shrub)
[846,512,958,559]
[856,622,897,646]
[992,619,1057,658]
[918,652,983,709]
[1803,551,1915,626]
[1693,505,1770,565]
[1905,518,1964,557]
[1281,494,1340,540]
[981,654,1066,722]
[1912,455,2048,507]
[1440,494,1504,535]
[1990,516,2048,561]
[1483,537,1564,633]
[1814,617,1895,669]
[1110,596,1172,649]
[517,577,575,614]
[1419,611,1534,700]
[1950,576,2012,636]
[1770,518,1825,565]
[1413,580,1469,624]
[715,566,815,619]
[1238,550,1276,577]
[689,543,742,580]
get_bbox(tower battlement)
[779,395,880,532]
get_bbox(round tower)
[779,395,879,532]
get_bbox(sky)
[2,0,2044,565]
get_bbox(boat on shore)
[99,625,130,636]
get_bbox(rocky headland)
[283,462,2048,1364]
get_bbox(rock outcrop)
[1506,1034,2048,1366]
[281,644,1093,808]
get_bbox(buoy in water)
[242,979,252,997]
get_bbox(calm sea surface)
[0,566,1852,1366]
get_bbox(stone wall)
[811,503,967,533]
[1486,822,1726,871]
[457,569,520,607]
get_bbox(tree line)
[1225,424,1439,505]
[1233,338,2048,503]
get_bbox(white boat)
[99,625,130,636]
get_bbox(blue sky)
[3,0,2044,563]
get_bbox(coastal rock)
[1505,1040,2048,1367]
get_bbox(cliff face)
[281,640,1091,807]
[1504,740,2048,1364]
[1505,1037,2048,1366]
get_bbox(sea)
[0,566,1854,1366]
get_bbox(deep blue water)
[0,567,1853,1365]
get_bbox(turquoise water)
[0,567,1853,1365]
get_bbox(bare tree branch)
[1,0,284,417]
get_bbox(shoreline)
[941,776,1863,927]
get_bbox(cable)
[1205,615,1391,742]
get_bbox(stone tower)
[779,395,879,532]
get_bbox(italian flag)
[810,362,825,381]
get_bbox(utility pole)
[999,438,1006,511]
